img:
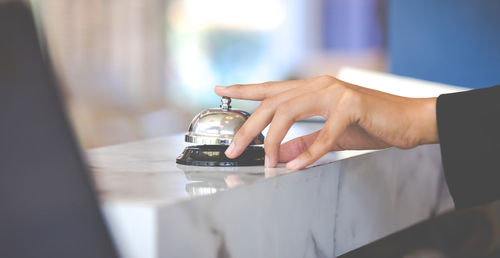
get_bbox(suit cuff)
[437,85,500,209]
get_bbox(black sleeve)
[437,85,500,209]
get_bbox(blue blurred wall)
[389,0,500,88]
[322,0,383,51]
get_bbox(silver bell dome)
[185,97,264,145]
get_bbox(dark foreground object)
[0,3,118,257]
[176,145,265,166]
[340,200,500,258]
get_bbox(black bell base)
[176,145,264,167]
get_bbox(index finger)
[214,79,310,101]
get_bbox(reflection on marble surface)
[88,122,343,204]
[177,164,264,196]
[88,129,454,257]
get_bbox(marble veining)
[88,130,453,257]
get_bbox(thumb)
[279,131,319,162]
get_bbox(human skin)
[214,75,439,170]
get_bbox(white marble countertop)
[86,69,467,258]
[88,122,330,204]
[87,132,454,258]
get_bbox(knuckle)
[274,101,297,123]
[275,102,291,115]
[281,96,300,110]
[259,81,276,97]
[301,149,314,160]
[325,78,348,92]
[264,136,281,155]
[338,88,361,110]
[263,139,277,151]
[264,137,271,146]
[299,147,325,167]
[261,81,273,88]
[260,98,272,109]
[320,86,334,96]
[334,139,347,151]
[261,96,279,110]
[397,137,418,149]
[315,75,336,84]
[316,132,334,146]
[230,84,242,90]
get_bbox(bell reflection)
[176,164,264,197]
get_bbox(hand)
[214,75,439,170]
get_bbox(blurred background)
[25,0,500,148]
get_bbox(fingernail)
[225,142,235,157]
[286,158,301,170]
[264,155,270,168]
[215,86,226,91]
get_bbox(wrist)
[415,97,439,145]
